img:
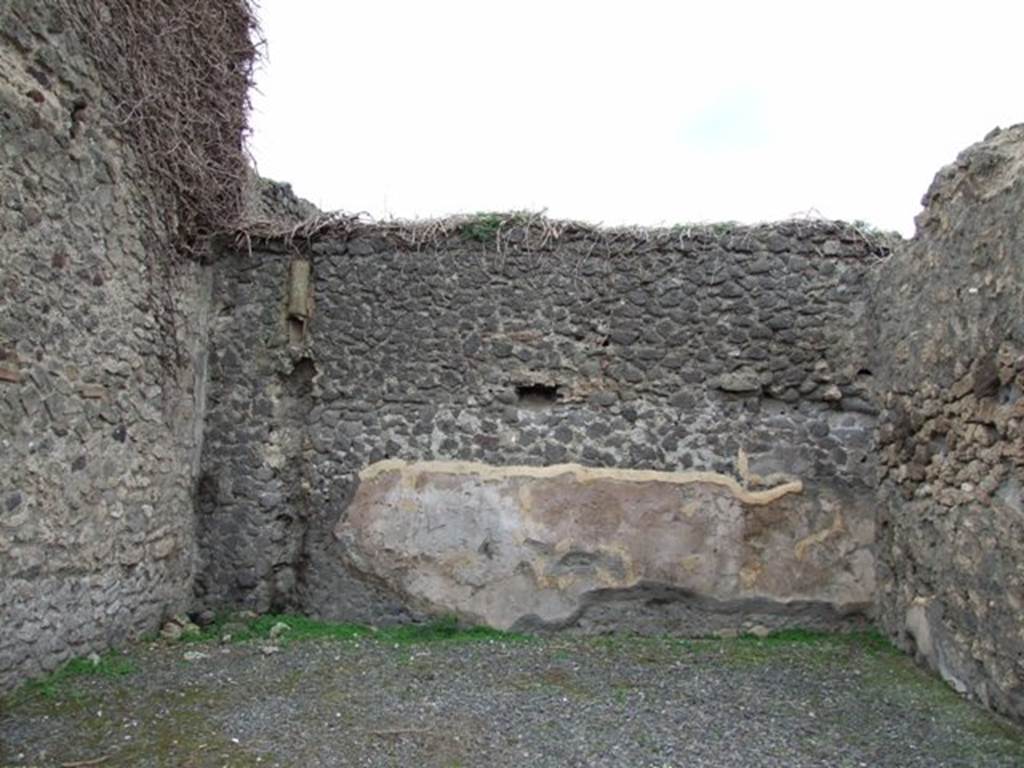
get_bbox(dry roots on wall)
[55,0,261,257]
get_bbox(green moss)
[858,651,1024,762]
[183,612,530,647]
[964,715,1024,758]
[8,650,137,703]
[590,627,892,662]
[707,629,894,667]
[456,212,532,243]
[383,615,530,644]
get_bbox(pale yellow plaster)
[360,458,803,506]
[794,512,846,560]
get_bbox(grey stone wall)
[6,1,1020,719]
[873,125,1024,721]
[197,218,891,631]
[0,3,210,690]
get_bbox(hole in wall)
[972,354,1000,400]
[282,357,316,399]
[516,382,560,408]
[69,98,88,138]
[478,539,496,559]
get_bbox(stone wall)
[0,4,212,690]
[197,219,891,633]
[873,125,1024,721]
[6,0,1019,728]
[5,2,1021,719]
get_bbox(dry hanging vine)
[56,0,261,257]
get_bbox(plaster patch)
[337,459,872,630]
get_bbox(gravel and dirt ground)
[2,616,1022,768]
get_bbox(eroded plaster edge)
[358,459,803,506]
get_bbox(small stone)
[588,391,617,407]
[261,645,281,656]
[714,371,762,394]
[822,384,843,402]
[669,391,696,409]
[716,628,740,639]
[152,536,178,559]
[268,621,290,640]
[160,622,183,641]
[183,651,209,662]
[87,652,101,666]
[749,625,772,638]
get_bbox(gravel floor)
[2,628,1022,768]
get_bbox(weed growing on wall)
[457,212,526,243]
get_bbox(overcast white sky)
[249,1,1022,236]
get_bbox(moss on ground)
[4,619,1022,767]
[856,648,1024,762]
[588,627,894,666]
[703,628,897,665]
[7,649,136,703]
[182,612,530,647]
[3,614,525,718]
